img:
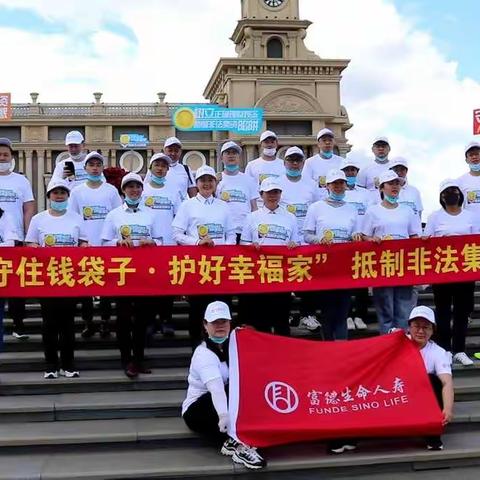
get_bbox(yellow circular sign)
[119,134,130,145]
[174,108,196,129]
[221,191,231,201]
[44,234,56,246]
[319,176,327,187]
[467,191,477,203]
[383,234,393,240]
[258,224,269,235]
[83,206,93,218]
[145,196,155,207]
[323,229,334,242]
[287,204,296,214]
[198,225,209,237]
[120,225,132,237]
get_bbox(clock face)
[264,0,285,7]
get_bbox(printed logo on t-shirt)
[43,233,75,246]
[467,190,480,203]
[347,201,366,215]
[399,201,418,214]
[382,234,407,240]
[83,206,108,221]
[318,176,327,187]
[258,173,279,184]
[144,196,173,211]
[258,223,289,241]
[374,177,380,188]
[120,224,150,240]
[220,189,247,203]
[0,189,18,203]
[197,223,224,240]
[74,170,88,182]
[287,203,308,218]
[322,228,350,242]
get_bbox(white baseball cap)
[204,301,232,323]
[221,141,242,154]
[389,157,409,169]
[84,151,105,165]
[326,169,346,183]
[121,172,143,189]
[65,130,84,145]
[195,165,217,180]
[260,177,282,192]
[164,137,183,148]
[378,170,402,186]
[408,305,436,326]
[285,146,305,159]
[341,158,360,170]
[373,136,390,146]
[465,141,480,155]
[46,178,70,195]
[149,153,171,167]
[439,179,461,194]
[316,128,334,140]
[260,130,277,142]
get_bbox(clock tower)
[204,0,352,159]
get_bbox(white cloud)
[1,0,479,215]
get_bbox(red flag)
[228,329,443,448]
[474,109,480,135]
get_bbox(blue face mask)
[375,155,389,163]
[125,196,140,206]
[346,176,357,187]
[321,151,333,159]
[469,163,480,172]
[286,168,302,178]
[209,335,228,344]
[87,173,102,183]
[329,192,345,202]
[50,200,68,212]
[224,164,239,173]
[384,194,398,205]
[151,174,166,186]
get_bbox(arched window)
[267,37,283,58]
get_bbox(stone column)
[36,150,46,211]
[25,150,34,186]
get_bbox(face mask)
[263,148,277,157]
[329,192,345,202]
[125,196,140,206]
[151,174,166,186]
[70,153,83,161]
[346,176,357,187]
[384,194,398,205]
[0,162,12,172]
[169,160,178,167]
[224,164,240,173]
[87,173,102,183]
[209,335,228,344]
[469,163,480,172]
[320,151,333,159]
[50,200,68,212]
[375,155,389,163]
[286,168,301,178]
[443,192,460,206]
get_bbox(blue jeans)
[318,290,351,340]
[372,286,413,334]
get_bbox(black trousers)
[317,290,351,341]
[296,291,318,318]
[348,288,369,320]
[115,296,154,367]
[183,389,229,446]
[80,297,112,325]
[154,296,174,327]
[432,282,475,353]
[7,297,26,331]
[40,297,76,371]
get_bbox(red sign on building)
[0,93,12,121]
[474,109,480,135]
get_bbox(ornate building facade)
[0,0,351,211]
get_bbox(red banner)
[474,108,480,135]
[228,329,443,447]
[1,234,480,296]
[0,93,12,121]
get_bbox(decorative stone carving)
[264,94,315,113]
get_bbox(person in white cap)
[424,179,478,366]
[69,152,123,339]
[356,137,391,191]
[172,165,235,346]
[26,179,88,379]
[456,141,480,224]
[0,137,35,340]
[142,152,182,337]
[341,158,373,331]
[362,170,422,333]
[216,141,258,243]
[182,301,266,469]
[244,130,285,207]
[303,128,343,198]
[101,173,163,378]
[303,169,362,340]
[239,177,299,336]
[162,137,197,200]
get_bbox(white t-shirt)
[142,181,182,246]
[241,205,299,246]
[362,203,422,240]
[216,172,258,234]
[245,157,285,207]
[0,212,19,246]
[101,204,163,246]
[277,175,321,242]
[424,208,479,237]
[69,182,123,246]
[302,153,344,198]
[356,160,391,190]
[304,200,360,244]
[419,341,452,375]
[457,172,480,223]
[0,172,35,241]
[182,343,228,415]
[344,187,375,217]
[25,210,88,247]
[172,194,236,245]
[165,163,195,201]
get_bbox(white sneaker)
[347,317,356,330]
[44,371,58,379]
[453,352,474,366]
[59,369,80,378]
[354,317,367,330]
[232,443,266,469]
[298,315,321,331]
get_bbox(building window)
[267,120,312,136]
[267,37,283,58]
[118,151,145,173]
[175,130,212,142]
[48,127,85,142]
[0,126,21,142]
[183,151,207,174]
